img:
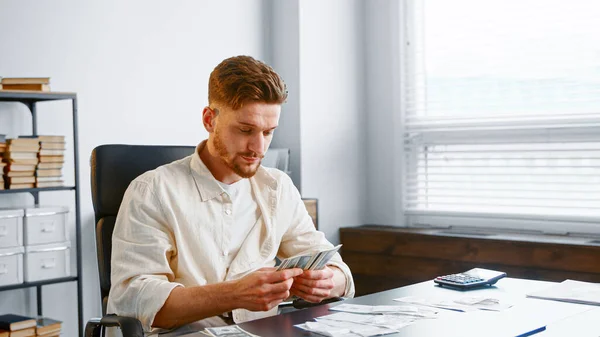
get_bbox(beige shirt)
[107,142,355,333]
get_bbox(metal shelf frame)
[0,91,83,337]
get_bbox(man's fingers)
[293,277,335,289]
[290,288,326,303]
[265,268,303,283]
[296,268,333,280]
[257,267,277,272]
[265,278,294,294]
[291,281,332,296]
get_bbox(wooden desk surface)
[238,278,599,337]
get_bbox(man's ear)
[202,107,217,132]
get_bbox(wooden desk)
[238,278,599,337]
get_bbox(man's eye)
[264,130,274,136]
[240,128,252,133]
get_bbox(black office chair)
[85,145,196,337]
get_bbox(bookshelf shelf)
[0,90,76,102]
[0,92,83,337]
[0,186,76,194]
[0,276,79,292]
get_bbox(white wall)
[298,0,368,242]
[364,0,405,226]
[0,0,401,335]
[0,1,267,336]
[268,0,303,190]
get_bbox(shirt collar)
[190,140,278,202]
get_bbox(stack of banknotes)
[276,244,342,271]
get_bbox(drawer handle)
[0,264,7,274]
[41,259,56,269]
[41,222,55,233]
[0,226,7,237]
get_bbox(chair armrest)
[292,297,344,309]
[85,314,144,337]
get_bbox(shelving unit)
[0,90,83,336]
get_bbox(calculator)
[434,268,507,289]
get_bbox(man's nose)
[248,133,265,156]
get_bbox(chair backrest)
[301,198,318,230]
[90,144,195,314]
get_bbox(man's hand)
[231,267,303,311]
[290,266,346,303]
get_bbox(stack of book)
[2,137,39,189]
[0,314,36,337]
[36,136,65,188]
[0,78,51,92]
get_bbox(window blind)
[403,0,600,224]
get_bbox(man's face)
[211,102,280,178]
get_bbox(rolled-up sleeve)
[278,176,355,298]
[107,179,183,332]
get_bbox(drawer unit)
[24,241,70,282]
[0,209,24,248]
[0,246,24,286]
[24,206,69,246]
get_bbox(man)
[107,55,355,334]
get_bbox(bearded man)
[107,55,355,335]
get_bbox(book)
[5,171,34,177]
[37,136,65,142]
[7,138,39,146]
[1,77,50,85]
[38,156,64,163]
[7,327,35,337]
[38,149,64,156]
[8,183,35,189]
[3,152,38,160]
[36,181,64,188]
[37,163,63,170]
[526,279,600,306]
[35,169,62,177]
[0,314,36,331]
[6,145,39,153]
[7,176,36,184]
[36,176,63,182]
[4,159,38,171]
[35,317,61,336]
[1,83,50,92]
[39,142,66,150]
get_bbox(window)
[402,0,600,234]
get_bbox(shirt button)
[223,251,228,256]
[225,209,232,215]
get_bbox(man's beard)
[213,128,262,178]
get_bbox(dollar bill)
[276,244,342,271]
[205,325,257,336]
